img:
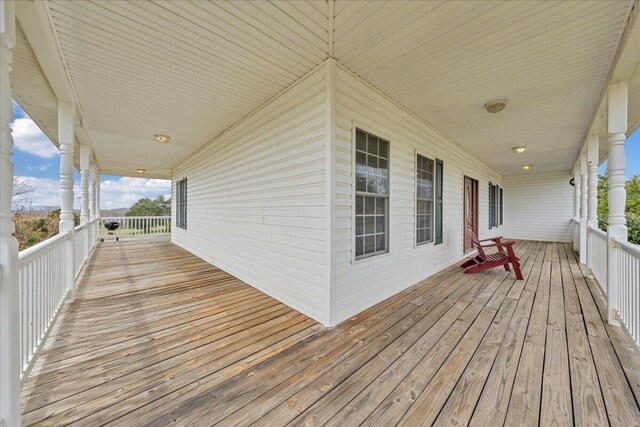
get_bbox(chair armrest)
[480,240,516,248]
[479,236,503,242]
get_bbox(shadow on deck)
[20,237,640,426]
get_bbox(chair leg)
[460,259,476,268]
[503,263,511,272]
[507,246,523,280]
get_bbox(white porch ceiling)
[13,0,637,178]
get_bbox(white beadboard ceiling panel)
[44,0,328,177]
[11,23,59,148]
[334,0,633,176]
[629,65,640,135]
[12,0,635,178]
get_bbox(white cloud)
[12,118,59,158]
[27,163,53,172]
[100,177,171,209]
[14,175,171,210]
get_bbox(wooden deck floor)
[21,237,640,426]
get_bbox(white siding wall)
[333,65,504,324]
[503,173,574,243]
[172,65,328,323]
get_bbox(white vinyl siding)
[172,65,328,323]
[503,173,574,242]
[334,65,504,324]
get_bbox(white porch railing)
[18,232,70,383]
[99,216,171,238]
[588,226,608,294]
[612,237,640,348]
[18,219,100,384]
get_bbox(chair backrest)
[466,220,487,259]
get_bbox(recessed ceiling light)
[522,164,532,170]
[154,134,170,144]
[511,146,527,154]
[484,99,508,113]
[136,168,146,174]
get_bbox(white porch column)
[587,134,599,228]
[58,101,76,301]
[606,81,628,325]
[96,173,101,218]
[573,164,581,252]
[579,150,588,263]
[89,164,96,220]
[0,1,20,424]
[79,143,90,224]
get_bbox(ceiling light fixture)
[522,164,532,171]
[511,146,526,154]
[154,134,171,144]
[137,168,146,174]
[484,99,508,113]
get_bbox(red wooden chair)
[460,221,523,280]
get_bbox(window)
[489,182,502,228]
[499,187,504,226]
[355,128,389,259]
[416,154,435,245]
[176,178,187,229]
[435,159,444,245]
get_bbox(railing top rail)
[18,231,70,264]
[100,216,170,220]
[571,217,580,224]
[588,225,607,238]
[612,237,640,258]
[74,223,89,232]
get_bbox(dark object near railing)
[101,221,120,242]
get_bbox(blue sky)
[599,129,640,177]
[11,101,171,209]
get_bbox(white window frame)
[351,123,392,263]
[414,149,436,247]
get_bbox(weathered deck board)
[20,237,640,426]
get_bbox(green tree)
[597,173,640,245]
[126,196,171,217]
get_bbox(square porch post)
[586,134,599,270]
[79,143,90,225]
[573,164,581,252]
[606,81,628,325]
[96,173,101,219]
[58,101,76,301]
[0,1,21,424]
[579,150,588,263]
[89,164,96,221]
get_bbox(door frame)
[463,176,479,253]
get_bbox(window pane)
[365,235,375,253]
[376,197,384,214]
[355,216,364,235]
[355,236,364,257]
[356,165,367,192]
[369,136,379,156]
[365,197,375,214]
[356,129,366,152]
[376,233,385,252]
[376,216,385,233]
[365,216,375,234]
[379,139,388,158]
[356,196,364,215]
